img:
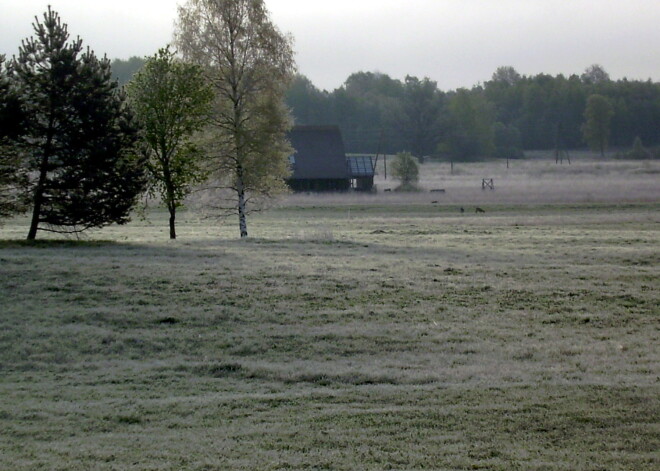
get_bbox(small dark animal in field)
[431,200,438,204]
[384,188,392,192]
[430,188,445,193]
[460,207,465,213]
[475,207,485,213]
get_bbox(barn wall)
[287,178,351,192]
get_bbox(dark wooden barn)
[287,125,376,192]
[287,125,351,191]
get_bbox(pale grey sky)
[2,0,659,91]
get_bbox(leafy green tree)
[330,71,405,154]
[286,74,331,125]
[582,94,614,157]
[285,67,660,154]
[485,66,524,126]
[390,151,419,191]
[490,66,521,86]
[175,0,295,238]
[127,46,214,239]
[400,76,443,162]
[493,122,523,159]
[581,64,610,85]
[444,88,495,160]
[10,7,146,239]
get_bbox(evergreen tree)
[10,7,147,239]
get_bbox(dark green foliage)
[582,94,614,156]
[581,64,610,85]
[9,7,147,239]
[287,67,660,155]
[0,55,25,141]
[286,74,331,125]
[0,55,29,219]
[442,88,495,160]
[337,72,406,154]
[493,122,524,159]
[110,56,146,86]
[399,76,444,162]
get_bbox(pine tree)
[10,7,146,239]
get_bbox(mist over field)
[1,2,659,469]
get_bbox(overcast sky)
[2,0,659,91]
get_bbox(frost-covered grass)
[0,159,659,470]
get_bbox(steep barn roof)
[288,126,350,180]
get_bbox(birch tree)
[175,0,295,238]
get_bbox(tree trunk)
[165,178,177,240]
[27,116,56,240]
[26,194,42,240]
[237,180,248,238]
[169,206,176,240]
[27,154,50,240]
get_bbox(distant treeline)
[111,57,146,86]
[112,59,660,159]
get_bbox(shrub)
[390,152,420,191]
[625,137,651,160]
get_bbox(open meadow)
[0,158,659,470]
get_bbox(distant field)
[0,159,659,470]
[291,155,660,207]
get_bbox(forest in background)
[112,58,660,160]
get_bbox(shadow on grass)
[0,239,121,249]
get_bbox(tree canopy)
[127,46,214,239]
[285,66,660,159]
[8,7,146,239]
[175,0,295,238]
